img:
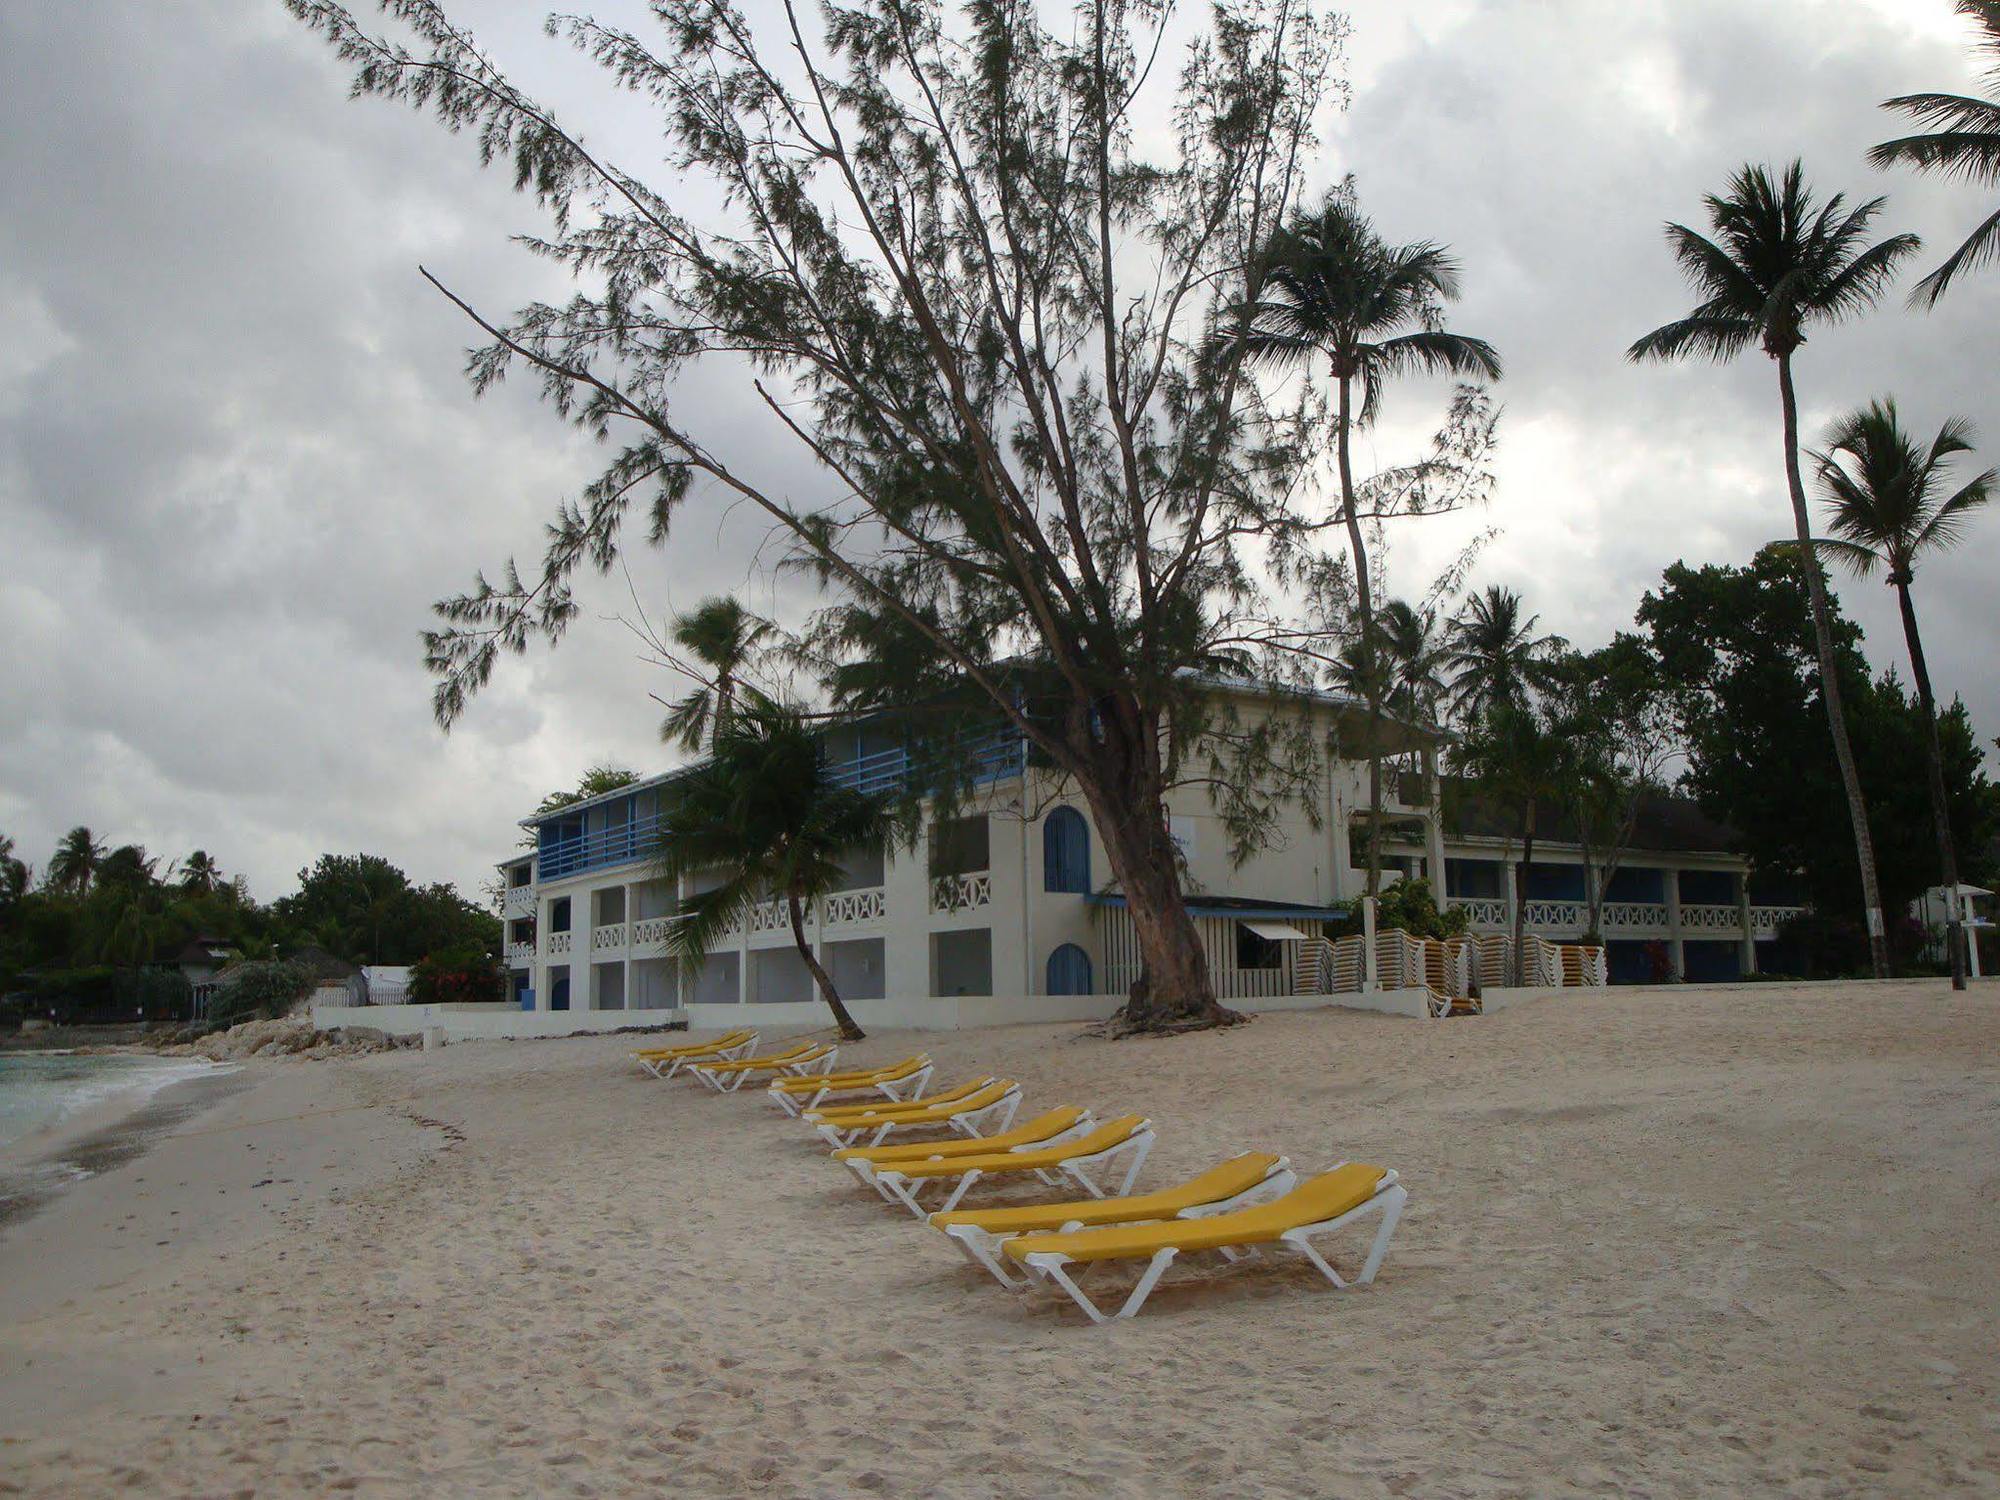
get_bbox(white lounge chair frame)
[694,1044,838,1093]
[941,1157,1296,1290]
[874,1120,1155,1221]
[766,1059,933,1116]
[837,1111,1097,1193]
[814,1084,1020,1149]
[637,1031,759,1080]
[1016,1168,1406,1325]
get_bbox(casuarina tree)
[1628,160,1920,978]
[288,0,1376,1033]
[1811,399,1994,988]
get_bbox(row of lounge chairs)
[629,1027,1407,1325]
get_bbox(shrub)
[209,959,317,1029]
[1328,878,1467,941]
[409,946,503,1006]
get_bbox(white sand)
[1,982,1996,1496]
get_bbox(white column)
[1422,749,1447,892]
[1665,869,1685,980]
[1362,896,1378,993]
[1965,892,1983,980]
[1736,872,1757,977]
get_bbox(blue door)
[1046,944,1093,995]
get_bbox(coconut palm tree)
[1377,599,1449,723]
[46,826,105,898]
[1810,399,1995,988]
[1442,586,1563,727]
[1458,700,1567,986]
[1232,194,1500,895]
[655,702,892,1039]
[1870,1,2000,305]
[178,850,223,895]
[1628,160,1921,978]
[659,596,775,752]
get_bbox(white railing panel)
[1749,905,1803,933]
[930,872,992,914]
[502,886,537,918]
[505,941,534,967]
[547,931,572,956]
[591,923,627,951]
[1681,904,1741,933]
[631,916,674,947]
[1600,902,1669,932]
[823,887,887,925]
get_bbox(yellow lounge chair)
[802,1073,996,1124]
[869,1114,1154,1219]
[692,1040,838,1092]
[929,1152,1294,1288]
[808,1078,1021,1149]
[630,1027,757,1079]
[832,1107,1094,1192]
[765,1055,933,1116]
[1003,1163,1407,1324]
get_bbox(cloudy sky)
[2,0,1995,903]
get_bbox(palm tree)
[1870,1,2000,305]
[655,703,892,1039]
[1377,599,1449,723]
[1459,700,1566,986]
[1628,160,1921,978]
[178,850,223,895]
[1810,399,1995,988]
[660,596,775,752]
[0,833,27,906]
[46,826,105,898]
[1233,193,1501,896]
[1442,586,1563,727]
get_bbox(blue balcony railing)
[537,809,668,882]
[826,724,1026,798]
[531,725,1026,883]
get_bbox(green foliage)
[1332,878,1466,941]
[271,854,500,966]
[533,765,640,819]
[1639,550,1999,969]
[410,945,505,1006]
[208,959,317,1029]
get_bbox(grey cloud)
[1,0,1996,906]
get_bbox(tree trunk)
[1337,372,1387,899]
[1894,580,1967,990]
[1080,764,1236,1035]
[1775,355,1891,978]
[787,890,864,1040]
[1511,805,1537,987]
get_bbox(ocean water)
[0,1053,216,1154]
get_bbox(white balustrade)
[1680,904,1741,933]
[547,931,572,956]
[631,915,675,947]
[750,899,790,934]
[1445,895,1510,927]
[502,885,537,918]
[591,923,627,951]
[1750,905,1804,933]
[1520,900,1587,930]
[930,872,992,914]
[1599,901,1669,931]
[505,941,534,967]
[823,887,887,925]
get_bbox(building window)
[1043,807,1091,893]
[1446,858,1503,899]
[550,897,571,933]
[1678,868,1736,906]
[929,815,990,876]
[931,928,993,996]
[1046,943,1093,995]
[1604,866,1665,903]
[1235,923,1283,971]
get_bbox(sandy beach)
[1,982,1996,1497]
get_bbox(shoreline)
[0,1061,255,1233]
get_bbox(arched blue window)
[1046,943,1094,995]
[1043,806,1091,893]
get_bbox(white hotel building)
[497,688,1805,1023]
